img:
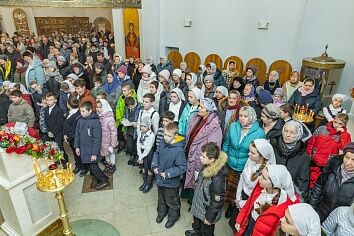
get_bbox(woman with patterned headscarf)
[182,98,222,207]
[270,120,310,201]
[222,106,265,219]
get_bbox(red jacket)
[79,89,97,112]
[235,183,299,236]
[306,122,351,167]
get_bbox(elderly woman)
[270,120,310,200]
[222,106,265,218]
[281,203,321,236]
[235,165,300,236]
[182,98,222,205]
[218,90,242,134]
[264,70,281,95]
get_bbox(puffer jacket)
[190,152,228,224]
[99,111,118,156]
[309,156,354,222]
[288,88,321,114]
[322,206,354,236]
[74,112,102,164]
[270,137,310,200]
[223,121,265,172]
[151,135,187,188]
[26,57,46,89]
[115,89,137,127]
[235,183,300,236]
[178,103,199,136]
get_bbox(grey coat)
[74,112,102,164]
[190,152,228,224]
[322,206,354,236]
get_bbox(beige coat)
[8,99,35,127]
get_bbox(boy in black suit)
[44,92,67,166]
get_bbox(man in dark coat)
[96,52,112,73]
[309,142,354,222]
[74,101,109,190]
[38,37,52,59]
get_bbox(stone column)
[111,8,125,57]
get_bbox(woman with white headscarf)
[223,106,265,219]
[229,139,276,232]
[96,99,118,175]
[168,87,186,122]
[270,120,310,201]
[235,165,300,236]
[281,203,321,236]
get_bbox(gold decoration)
[35,17,89,36]
[34,159,75,236]
[93,17,112,33]
[293,104,314,123]
[13,8,30,35]
[1,0,141,8]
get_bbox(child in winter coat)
[137,116,156,194]
[151,122,187,229]
[155,111,175,148]
[322,93,347,123]
[96,99,118,175]
[185,142,228,236]
[306,113,351,188]
[74,101,108,190]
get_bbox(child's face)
[290,74,299,84]
[332,97,342,108]
[162,118,172,128]
[170,92,179,104]
[249,144,262,163]
[273,94,282,102]
[140,124,149,133]
[122,87,130,97]
[80,107,91,117]
[163,130,176,144]
[107,74,113,83]
[143,98,153,110]
[9,95,21,104]
[96,103,102,114]
[94,81,101,88]
[149,84,157,94]
[75,86,85,95]
[188,91,198,105]
[279,109,290,120]
[142,72,149,80]
[46,96,56,107]
[215,89,224,100]
[128,104,136,110]
[200,152,215,165]
[185,75,192,86]
[41,99,48,108]
[30,83,41,92]
[333,117,345,129]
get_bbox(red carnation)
[6,146,16,153]
[15,146,27,154]
[40,144,47,151]
[26,144,33,150]
[49,149,56,156]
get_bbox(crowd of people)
[0,29,353,236]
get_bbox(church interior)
[0,0,354,235]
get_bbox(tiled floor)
[63,152,233,236]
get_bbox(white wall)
[141,0,354,96]
[0,7,112,35]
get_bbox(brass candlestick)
[293,104,314,123]
[34,159,75,236]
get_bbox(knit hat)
[16,57,25,65]
[141,64,152,75]
[253,139,276,164]
[215,86,228,97]
[172,69,182,77]
[48,61,57,69]
[246,66,257,75]
[257,86,273,105]
[343,142,354,154]
[288,203,321,236]
[273,88,284,97]
[57,56,66,62]
[190,87,203,101]
[332,93,347,102]
[67,73,79,81]
[117,65,128,75]
[140,117,151,129]
[262,104,280,119]
[158,69,170,81]
[200,98,217,112]
[204,74,214,83]
[94,62,104,70]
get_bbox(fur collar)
[203,151,228,178]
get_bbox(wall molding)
[0,0,141,8]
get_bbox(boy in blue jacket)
[151,122,187,229]
[74,101,108,190]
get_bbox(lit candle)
[33,159,39,178]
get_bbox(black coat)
[308,155,354,222]
[0,93,11,125]
[264,80,281,95]
[58,61,71,78]
[270,137,310,200]
[63,110,80,146]
[74,112,102,163]
[288,89,322,115]
[265,118,284,140]
[158,91,168,117]
[45,105,64,149]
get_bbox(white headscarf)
[253,139,276,164]
[189,72,198,87]
[215,86,229,97]
[267,165,297,203]
[99,99,113,114]
[332,93,347,103]
[171,87,185,101]
[288,203,321,236]
[283,120,304,143]
[9,82,31,94]
[190,87,203,101]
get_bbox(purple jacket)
[184,112,222,189]
[99,111,118,156]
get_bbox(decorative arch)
[245,58,267,85]
[167,51,183,70]
[268,60,293,86]
[13,8,30,35]
[93,17,111,33]
[223,56,244,76]
[204,54,222,69]
[184,52,201,73]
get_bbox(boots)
[90,176,98,189]
[106,164,116,176]
[142,174,154,194]
[139,172,147,191]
